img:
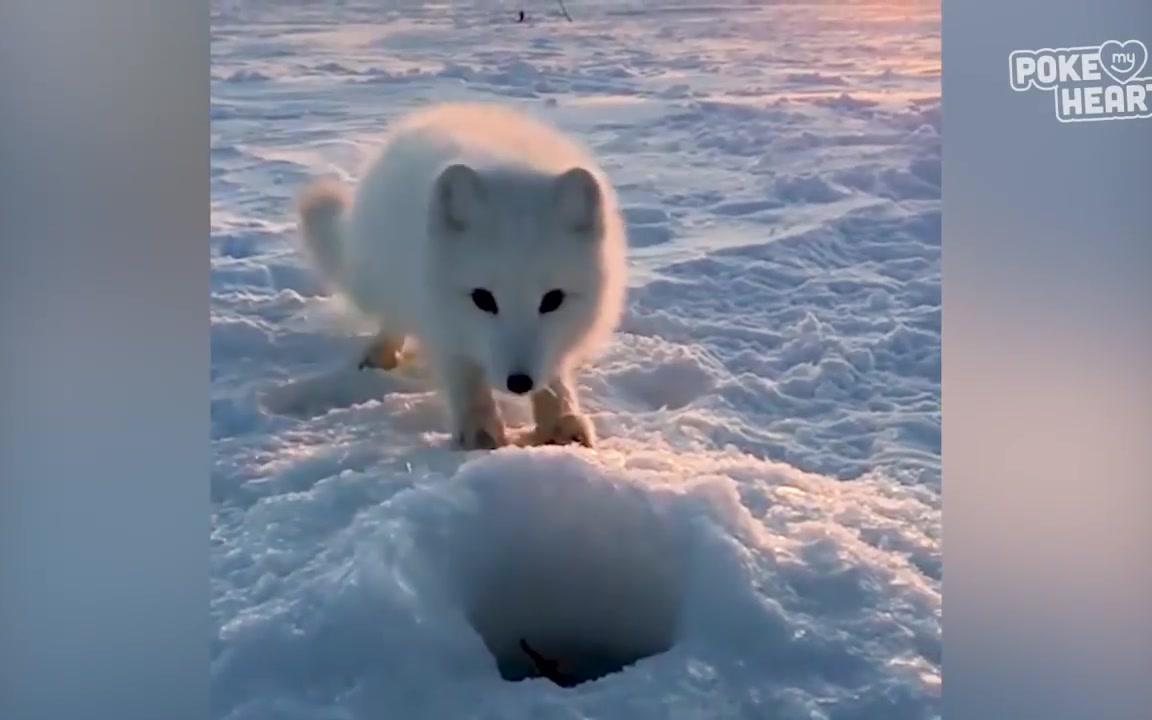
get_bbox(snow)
[212,1,941,718]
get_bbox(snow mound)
[212,441,939,718]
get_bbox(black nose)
[506,373,534,395]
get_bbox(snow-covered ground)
[211,1,941,718]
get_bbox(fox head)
[426,162,624,395]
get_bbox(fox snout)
[505,373,534,395]
[482,354,542,396]
[485,331,550,396]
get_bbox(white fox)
[297,103,627,449]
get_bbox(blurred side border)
[0,2,208,719]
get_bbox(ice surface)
[212,1,940,718]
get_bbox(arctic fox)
[297,103,627,450]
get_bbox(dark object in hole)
[517,11,526,23]
[479,630,672,687]
[504,635,666,687]
[519,638,578,687]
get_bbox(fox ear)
[435,164,485,232]
[553,167,601,235]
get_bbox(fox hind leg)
[358,330,406,371]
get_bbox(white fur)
[297,103,627,449]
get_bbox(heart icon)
[1097,39,1147,84]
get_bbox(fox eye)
[471,288,498,314]
[539,289,565,314]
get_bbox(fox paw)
[454,416,508,451]
[534,413,595,448]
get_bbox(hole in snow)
[446,453,687,687]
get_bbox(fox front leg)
[442,359,508,450]
[531,374,595,448]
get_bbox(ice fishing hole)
[446,455,689,687]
